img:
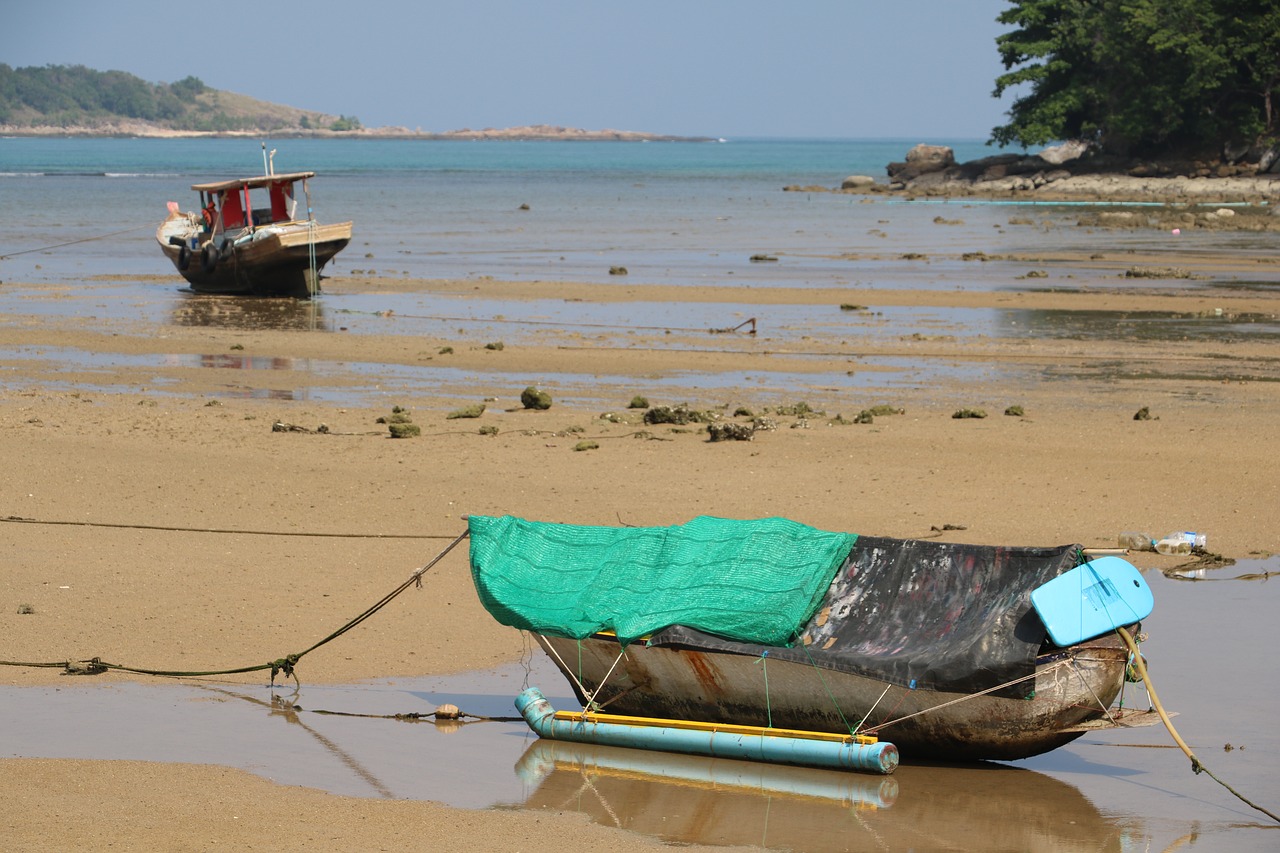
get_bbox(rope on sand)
[0,514,460,539]
[1116,626,1280,824]
[0,222,155,260]
[0,528,471,685]
[306,704,521,724]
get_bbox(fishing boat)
[469,515,1160,764]
[156,169,351,297]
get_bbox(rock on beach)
[808,141,1280,206]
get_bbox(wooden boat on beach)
[533,618,1137,762]
[469,515,1160,764]
[156,170,351,297]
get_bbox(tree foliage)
[328,115,363,132]
[0,64,205,124]
[991,0,1280,158]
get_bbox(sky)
[2,1,1017,139]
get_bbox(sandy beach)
[2,211,1279,849]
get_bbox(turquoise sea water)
[0,135,1003,181]
[2,136,1042,288]
[4,135,1275,288]
[3,135,1279,363]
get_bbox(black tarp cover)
[648,536,1082,699]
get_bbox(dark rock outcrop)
[864,141,1280,204]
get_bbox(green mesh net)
[468,515,855,646]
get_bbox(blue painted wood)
[1031,556,1154,647]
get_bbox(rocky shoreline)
[789,142,1280,211]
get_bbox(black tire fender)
[177,245,191,271]
[200,243,219,274]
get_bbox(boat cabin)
[191,171,314,236]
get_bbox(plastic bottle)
[1154,531,1205,555]
[1117,532,1155,551]
[1154,536,1191,556]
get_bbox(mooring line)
[861,662,1066,735]
[1115,625,1280,824]
[0,222,155,260]
[0,514,457,539]
[0,527,472,685]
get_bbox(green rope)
[795,635,859,736]
[1,528,470,685]
[754,652,773,729]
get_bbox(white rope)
[571,775,621,827]
[583,646,628,709]
[1068,658,1120,726]
[535,636,630,712]
[863,659,1071,734]
[854,684,893,735]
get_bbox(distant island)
[0,64,711,141]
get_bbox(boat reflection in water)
[513,739,1118,852]
[171,293,331,332]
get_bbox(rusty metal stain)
[684,651,726,698]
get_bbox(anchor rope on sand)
[1115,626,1280,824]
[1,514,459,540]
[305,705,522,724]
[0,527,472,686]
[0,221,155,260]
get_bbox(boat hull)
[156,214,351,297]
[536,631,1133,762]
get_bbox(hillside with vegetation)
[0,64,698,140]
[0,64,360,134]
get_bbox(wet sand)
[2,230,1279,849]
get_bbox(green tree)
[0,64,15,122]
[992,0,1280,158]
[329,114,362,132]
[99,69,158,119]
[169,75,206,100]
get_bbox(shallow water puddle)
[0,343,999,408]
[2,561,1277,850]
[1,657,569,807]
